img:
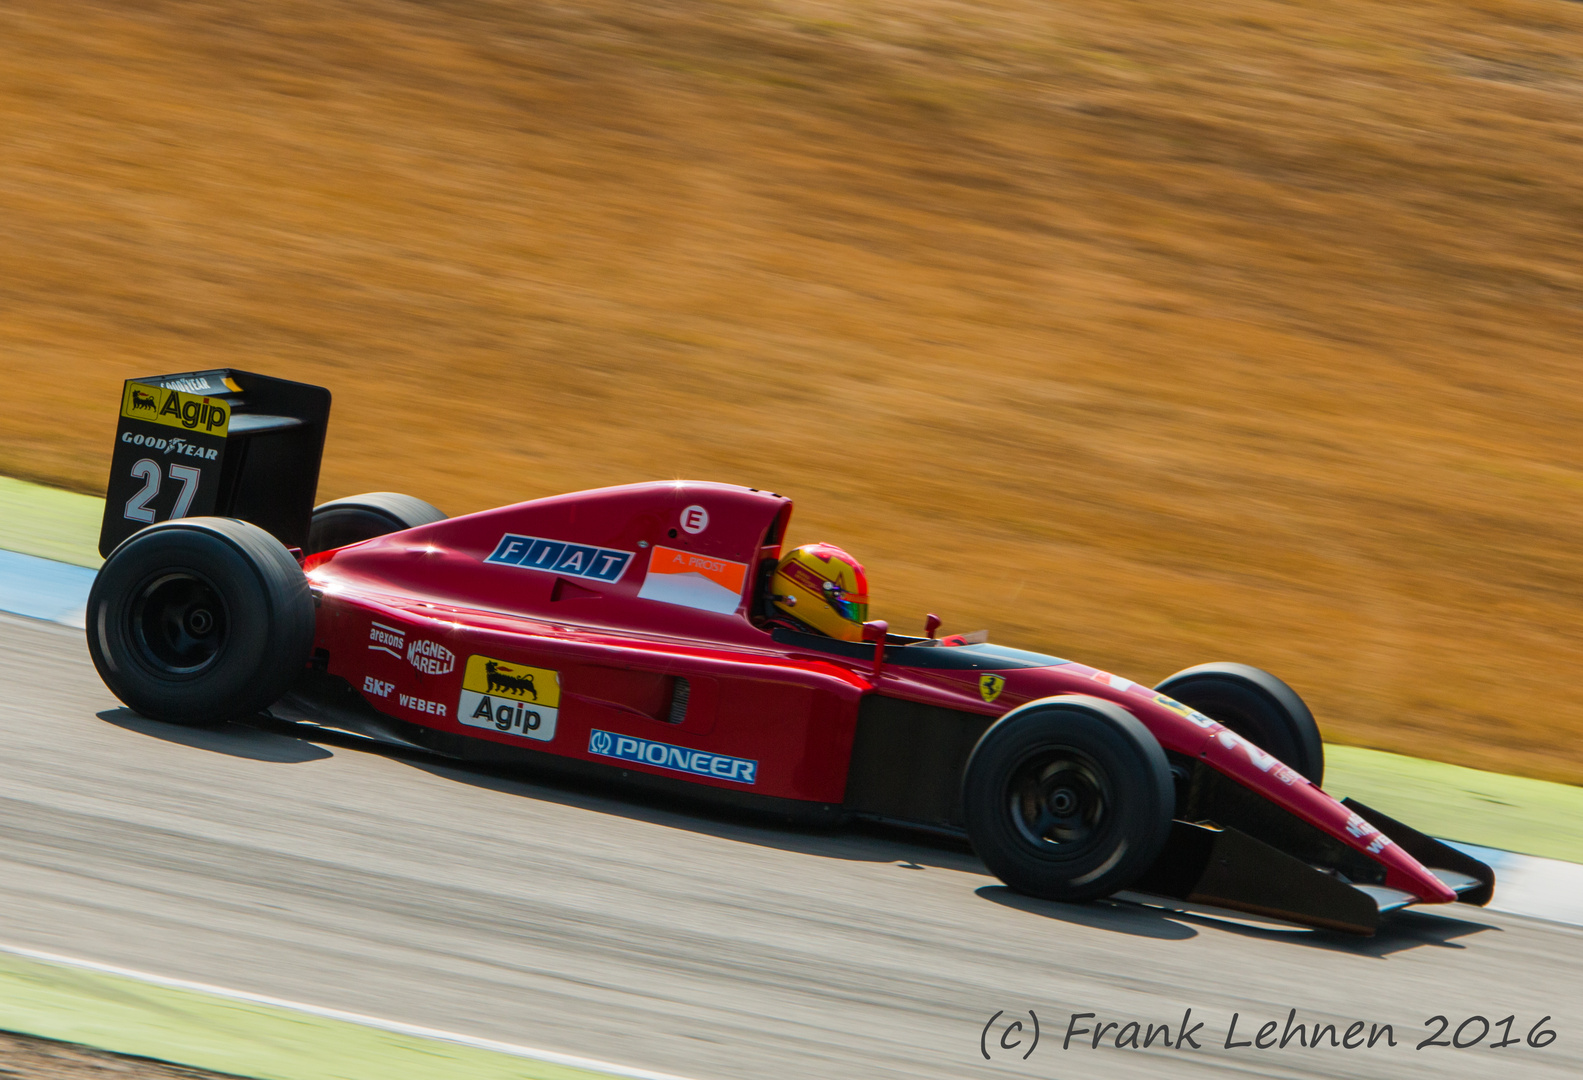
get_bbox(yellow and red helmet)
[772,543,869,641]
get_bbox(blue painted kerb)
[0,548,96,628]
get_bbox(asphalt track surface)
[3,612,1580,1080]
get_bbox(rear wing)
[99,369,331,557]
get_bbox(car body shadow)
[977,885,1199,939]
[226,712,1507,954]
[98,708,334,763]
[246,711,986,873]
[980,885,1498,953]
[402,751,988,874]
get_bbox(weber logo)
[399,693,446,717]
[485,534,632,583]
[407,638,455,675]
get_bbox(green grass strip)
[0,475,104,567]
[1324,744,1583,864]
[0,949,649,1080]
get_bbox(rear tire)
[86,518,315,727]
[1154,662,1324,785]
[962,695,1174,902]
[305,492,446,555]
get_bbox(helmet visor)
[828,592,869,624]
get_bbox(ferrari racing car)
[86,369,1495,935]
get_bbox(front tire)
[1154,663,1324,785]
[305,492,446,555]
[86,518,315,726]
[962,695,1174,902]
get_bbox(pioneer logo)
[407,638,455,676]
[587,730,757,785]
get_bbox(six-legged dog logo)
[485,661,537,699]
[130,389,158,412]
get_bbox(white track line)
[0,942,702,1080]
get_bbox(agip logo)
[121,382,230,436]
[457,655,559,742]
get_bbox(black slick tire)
[305,492,446,555]
[86,517,315,727]
[1153,663,1324,785]
[962,695,1174,902]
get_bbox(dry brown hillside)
[4,0,1583,781]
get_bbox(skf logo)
[120,382,230,436]
[979,674,1005,703]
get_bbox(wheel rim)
[1007,747,1110,850]
[128,571,228,676]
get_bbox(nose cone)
[1196,727,1457,903]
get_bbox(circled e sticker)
[680,505,709,534]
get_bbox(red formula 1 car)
[87,370,1494,935]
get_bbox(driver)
[769,543,869,641]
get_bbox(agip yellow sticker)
[121,382,231,436]
[458,655,560,741]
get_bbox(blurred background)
[3,0,1582,782]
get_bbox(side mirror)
[923,613,941,639]
[861,620,888,680]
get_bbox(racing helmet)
[771,543,869,641]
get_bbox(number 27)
[124,459,201,523]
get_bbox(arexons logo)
[407,638,455,675]
[367,621,405,658]
[120,382,230,436]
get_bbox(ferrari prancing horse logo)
[979,674,1005,703]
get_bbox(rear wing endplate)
[99,369,331,557]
